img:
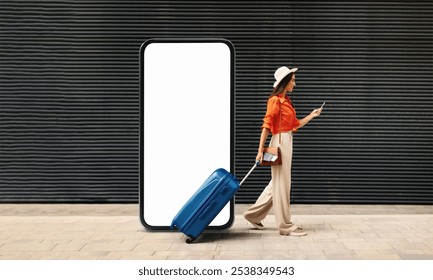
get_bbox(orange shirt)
[262,94,300,134]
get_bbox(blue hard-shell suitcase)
[171,163,258,243]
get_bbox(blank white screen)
[143,42,232,227]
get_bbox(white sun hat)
[273,66,298,88]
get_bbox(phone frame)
[139,38,235,230]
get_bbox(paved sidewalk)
[0,204,432,260]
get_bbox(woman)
[243,66,322,236]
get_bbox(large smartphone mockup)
[139,38,235,230]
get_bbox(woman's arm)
[296,108,322,130]
[256,127,271,162]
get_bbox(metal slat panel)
[235,1,433,204]
[0,1,432,203]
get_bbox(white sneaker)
[280,227,307,236]
[245,218,264,230]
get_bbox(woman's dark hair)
[270,71,294,98]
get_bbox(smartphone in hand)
[320,102,326,109]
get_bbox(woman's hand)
[256,151,263,163]
[310,108,322,118]
[297,108,323,130]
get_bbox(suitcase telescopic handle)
[239,161,260,186]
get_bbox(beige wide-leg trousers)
[243,131,298,235]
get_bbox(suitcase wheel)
[186,237,196,244]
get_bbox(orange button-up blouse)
[262,94,300,134]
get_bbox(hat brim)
[273,68,298,88]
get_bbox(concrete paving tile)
[298,242,347,251]
[312,238,338,243]
[195,236,220,243]
[291,249,324,256]
[1,205,432,260]
[376,232,409,239]
[0,241,57,252]
[218,242,263,251]
[95,232,147,241]
[218,250,245,256]
[422,251,433,260]
[56,232,95,240]
[356,255,401,260]
[83,238,125,243]
[344,242,393,250]
[378,248,433,259]
[216,238,247,245]
[154,250,190,257]
[0,232,12,239]
[260,236,287,243]
[168,255,217,260]
[141,232,183,240]
[415,232,433,239]
[262,242,290,251]
[377,249,398,255]
[310,232,340,239]
[186,250,218,257]
[168,243,217,251]
[105,251,155,260]
[214,255,256,260]
[367,217,400,222]
[374,238,408,247]
[290,236,315,243]
[336,229,363,235]
[65,251,111,260]
[330,223,373,230]
[408,223,433,231]
[1,233,28,240]
[24,235,71,244]
[389,242,430,251]
[235,230,263,240]
[134,243,172,251]
[398,229,430,235]
[307,255,329,260]
[284,243,300,250]
[89,233,110,239]
[52,240,87,251]
[399,254,433,260]
[327,254,356,260]
[405,237,432,243]
[337,232,379,239]
[323,249,355,255]
[370,224,412,231]
[0,251,29,260]
[243,250,266,256]
[396,249,430,255]
[226,231,262,240]
[25,251,67,260]
[309,223,333,230]
[2,239,44,244]
[121,255,165,260]
[335,238,366,243]
[80,240,138,252]
[354,249,380,255]
[261,254,307,260]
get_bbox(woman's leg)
[271,132,298,235]
[243,180,273,226]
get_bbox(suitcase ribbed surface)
[171,169,238,238]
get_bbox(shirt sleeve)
[261,96,280,130]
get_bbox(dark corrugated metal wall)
[0,1,432,203]
[285,2,433,204]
